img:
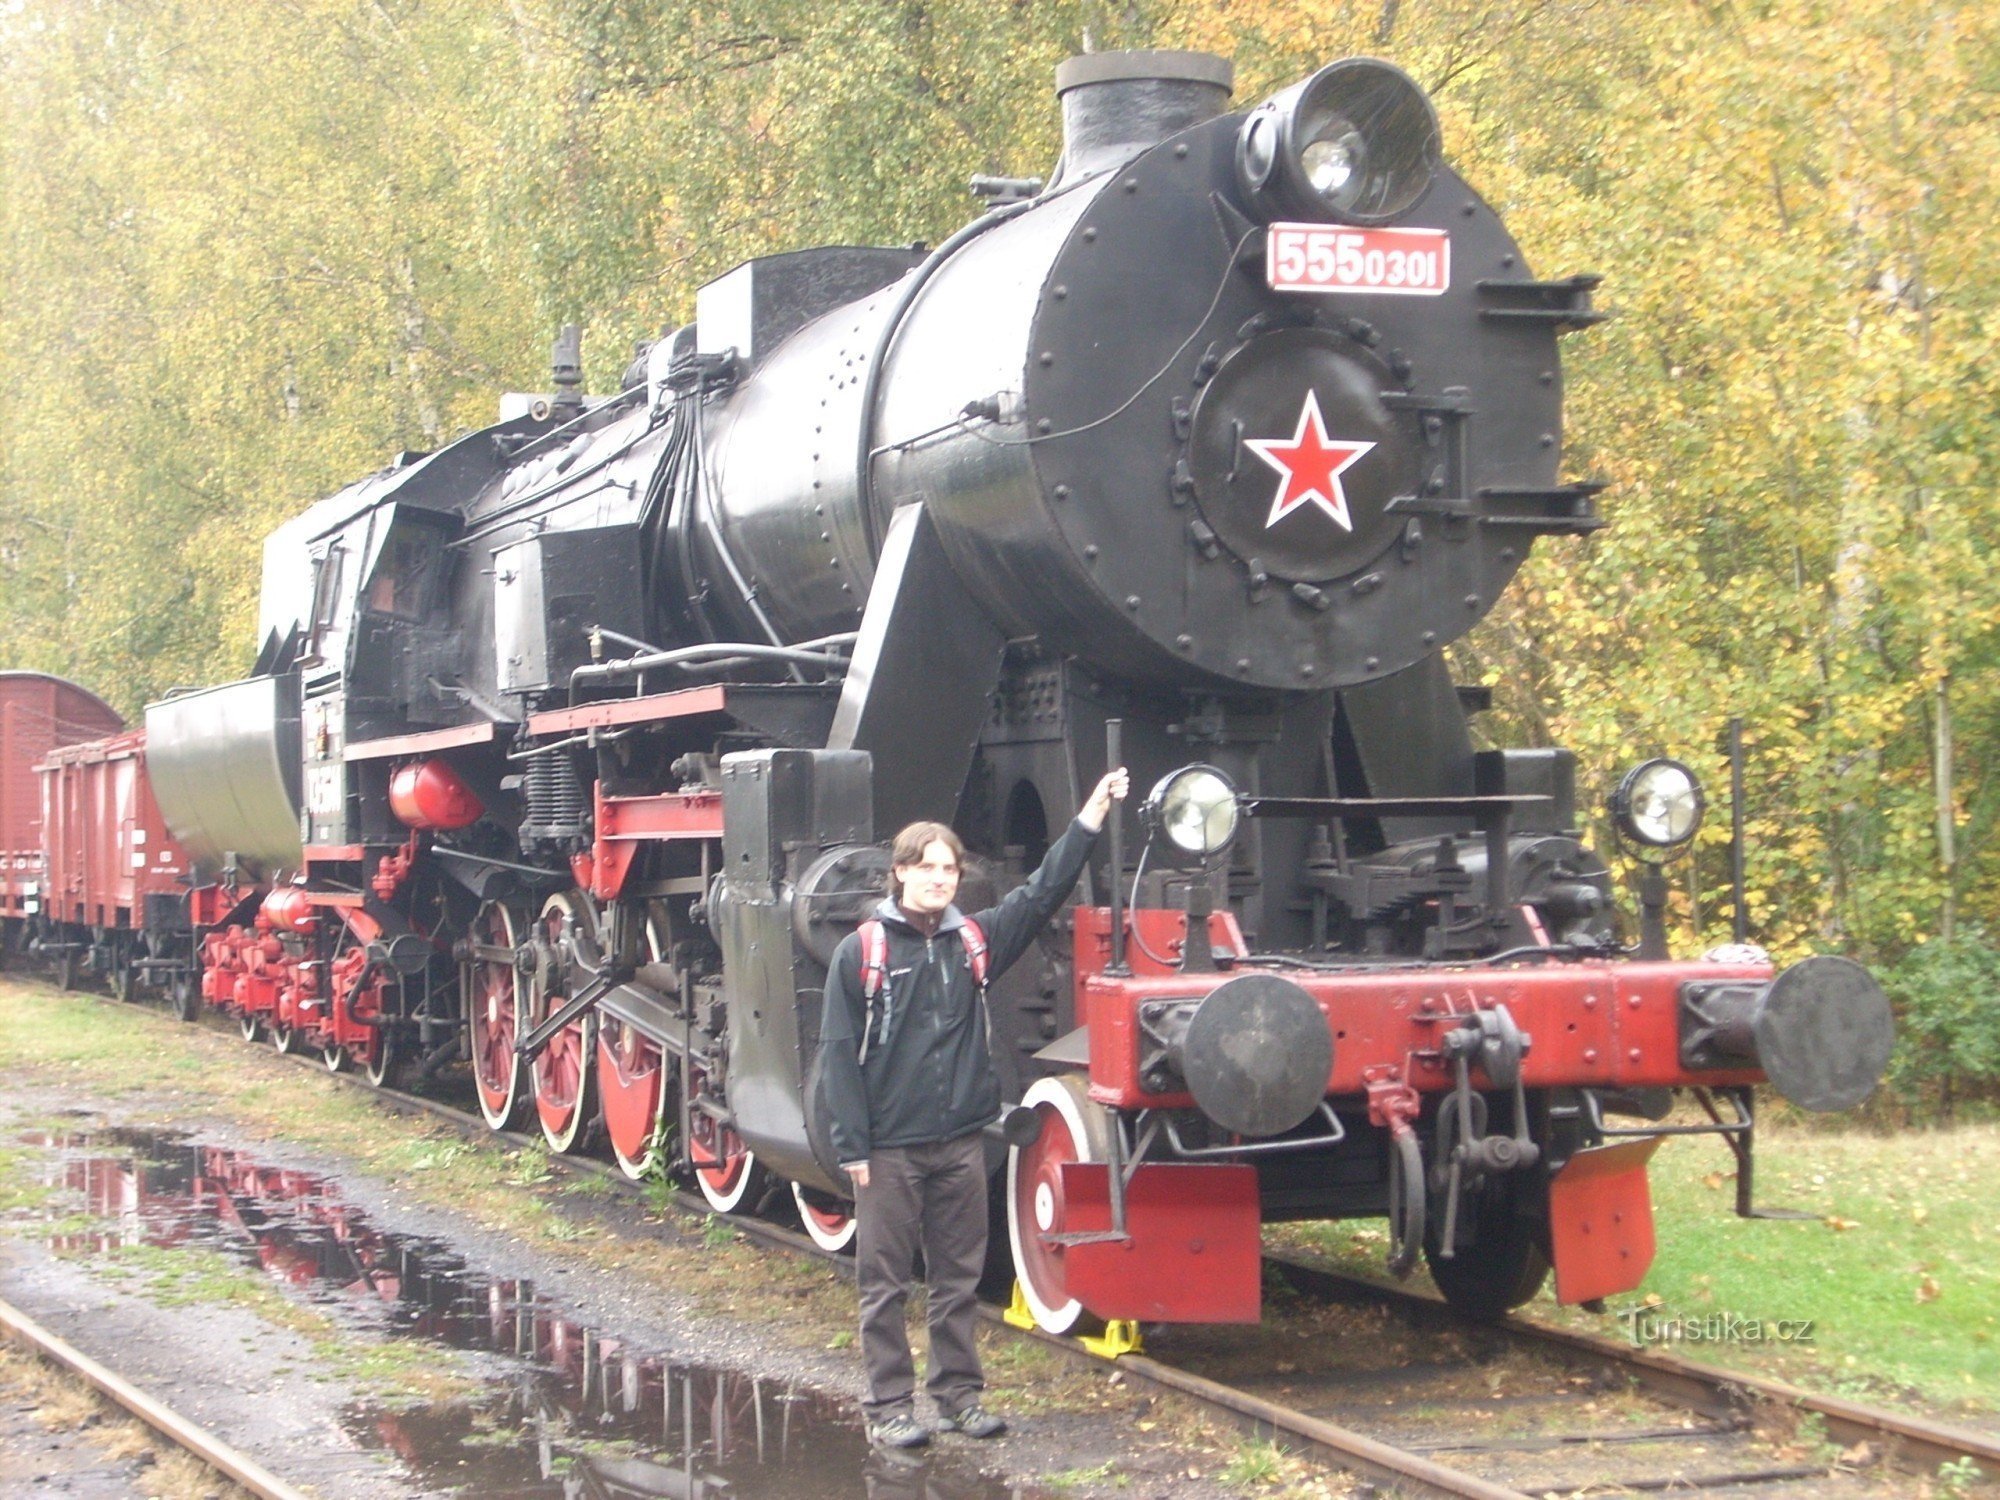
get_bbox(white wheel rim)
[473,904,522,1131]
[1007,1076,1099,1333]
[534,893,597,1152]
[695,1147,758,1213]
[603,906,673,1179]
[791,1182,858,1253]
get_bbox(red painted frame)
[1073,907,1766,1109]
[589,784,723,900]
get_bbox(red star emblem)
[1244,391,1375,531]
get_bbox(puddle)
[24,1129,1032,1499]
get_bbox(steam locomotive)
[4,49,1892,1332]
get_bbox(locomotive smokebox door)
[713,749,873,1188]
[1187,328,1415,585]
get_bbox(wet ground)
[0,1120,1053,1499]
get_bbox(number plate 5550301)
[1266,224,1450,296]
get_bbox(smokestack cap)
[1055,49,1234,94]
[1050,50,1235,187]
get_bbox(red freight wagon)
[0,672,125,930]
[37,729,189,992]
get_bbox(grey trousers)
[853,1131,988,1421]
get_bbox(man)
[818,768,1129,1449]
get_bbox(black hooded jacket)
[816,817,1099,1164]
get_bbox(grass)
[0,1144,55,1214]
[1272,1116,2000,1416]
[0,1342,255,1499]
[0,979,866,1348]
[1534,1121,2000,1410]
[1045,1459,1119,1492]
[100,1242,326,1333]
[1220,1436,1286,1486]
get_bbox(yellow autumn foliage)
[3,0,1997,961]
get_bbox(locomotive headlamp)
[1610,759,1706,849]
[1144,764,1241,858]
[1235,58,1440,225]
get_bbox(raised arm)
[977,768,1128,976]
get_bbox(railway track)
[40,988,2000,1498]
[1131,1255,2000,1498]
[0,1294,310,1500]
[315,1046,2000,1496]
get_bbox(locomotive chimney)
[550,323,584,413]
[1050,50,1234,189]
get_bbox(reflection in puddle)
[25,1130,1027,1500]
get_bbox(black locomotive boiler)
[108,49,1890,1330]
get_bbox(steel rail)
[991,1313,1536,1499]
[0,1294,315,1500]
[1520,1308,2000,1477]
[1266,1251,2000,1481]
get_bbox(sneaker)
[867,1413,931,1450]
[938,1405,1006,1439]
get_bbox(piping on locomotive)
[3,50,1892,1330]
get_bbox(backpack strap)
[959,916,989,991]
[856,919,888,1063]
[859,919,888,999]
[853,916,987,1063]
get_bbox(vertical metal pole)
[1482,808,1511,931]
[1733,1087,1757,1218]
[1729,717,1748,943]
[1637,861,1670,961]
[1105,719,1128,976]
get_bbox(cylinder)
[389,759,484,831]
[259,886,314,935]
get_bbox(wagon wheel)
[1423,1144,1551,1320]
[598,904,675,1180]
[111,952,138,1004]
[54,948,76,992]
[364,1028,406,1090]
[1007,1073,1112,1335]
[272,1020,303,1055]
[791,1182,858,1254]
[170,970,200,1024]
[323,1040,351,1073]
[238,1009,263,1043]
[469,901,529,1133]
[685,1055,765,1214]
[332,918,405,1089]
[529,891,600,1155]
[1425,1195,1550,1321]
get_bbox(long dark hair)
[886,821,965,899]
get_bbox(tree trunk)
[1935,675,1956,941]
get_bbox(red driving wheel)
[1007,1073,1111,1334]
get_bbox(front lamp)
[1235,57,1441,224]
[1143,765,1241,858]
[1609,759,1705,849]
